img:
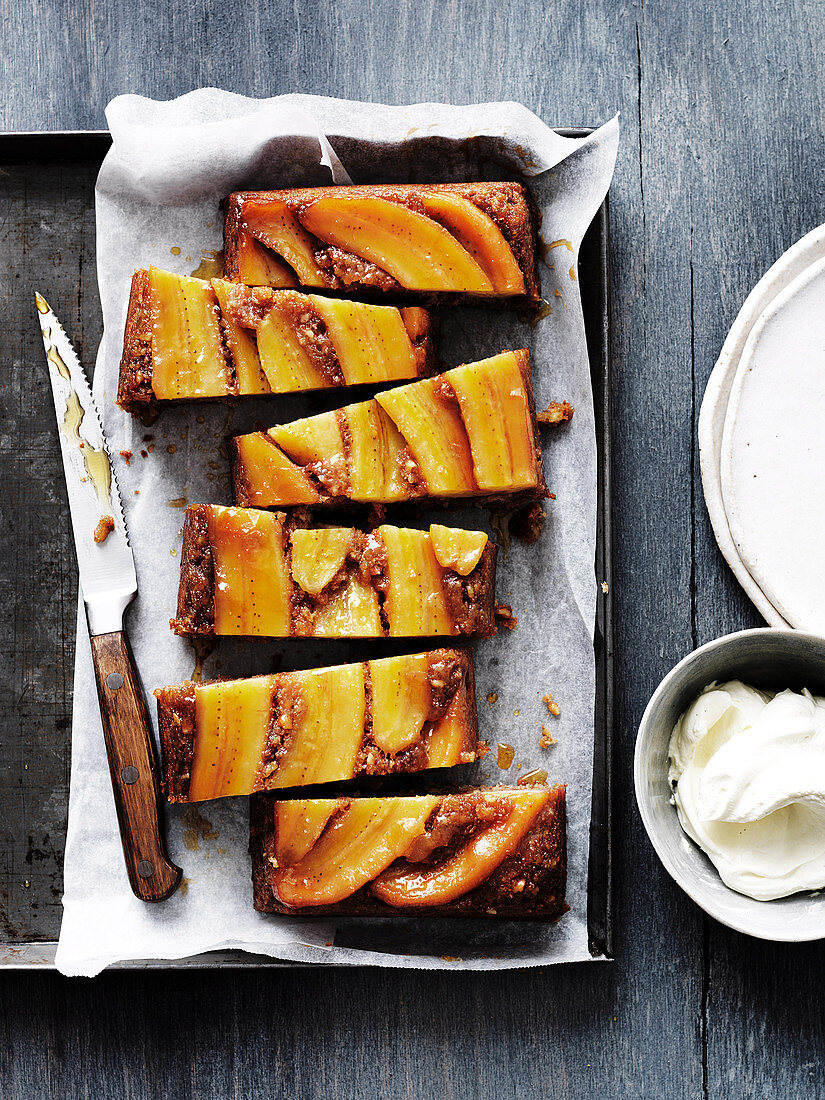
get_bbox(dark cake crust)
[223,181,540,305]
[117,269,156,412]
[172,505,216,635]
[249,785,567,919]
[155,682,198,803]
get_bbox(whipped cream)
[668,681,825,901]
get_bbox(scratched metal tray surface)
[0,129,612,968]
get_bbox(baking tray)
[0,129,612,968]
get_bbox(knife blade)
[36,293,181,903]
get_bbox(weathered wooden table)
[2,2,824,1096]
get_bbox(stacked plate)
[699,223,825,632]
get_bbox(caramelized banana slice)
[309,576,383,637]
[378,525,453,636]
[233,433,321,507]
[190,676,274,800]
[290,528,352,594]
[310,296,418,384]
[269,411,348,496]
[370,653,432,753]
[450,351,538,491]
[429,525,488,575]
[275,799,341,866]
[274,665,366,788]
[148,267,228,399]
[233,232,299,288]
[425,678,476,768]
[206,506,291,636]
[256,306,328,392]
[420,192,525,293]
[273,797,439,907]
[370,789,551,906]
[345,401,412,502]
[300,196,493,292]
[375,377,476,495]
[242,199,327,285]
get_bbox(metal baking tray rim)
[0,127,613,970]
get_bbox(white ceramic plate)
[698,223,825,627]
[721,253,825,633]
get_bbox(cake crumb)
[486,692,499,705]
[495,603,517,630]
[542,693,561,717]
[537,400,574,426]
[540,726,557,748]
[93,515,115,543]
[601,580,609,594]
[119,449,132,464]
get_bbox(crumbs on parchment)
[540,726,557,748]
[494,603,517,630]
[537,400,574,426]
[542,693,561,717]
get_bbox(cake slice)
[171,504,497,639]
[250,786,567,919]
[222,182,540,303]
[116,267,436,413]
[231,350,547,509]
[156,649,479,803]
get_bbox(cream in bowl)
[669,681,825,901]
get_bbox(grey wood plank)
[683,1,825,1096]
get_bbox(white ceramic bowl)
[635,628,825,941]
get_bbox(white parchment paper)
[55,92,618,976]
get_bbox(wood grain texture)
[89,632,181,901]
[2,0,825,1096]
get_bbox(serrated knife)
[36,293,181,903]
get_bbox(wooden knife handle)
[90,630,182,902]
